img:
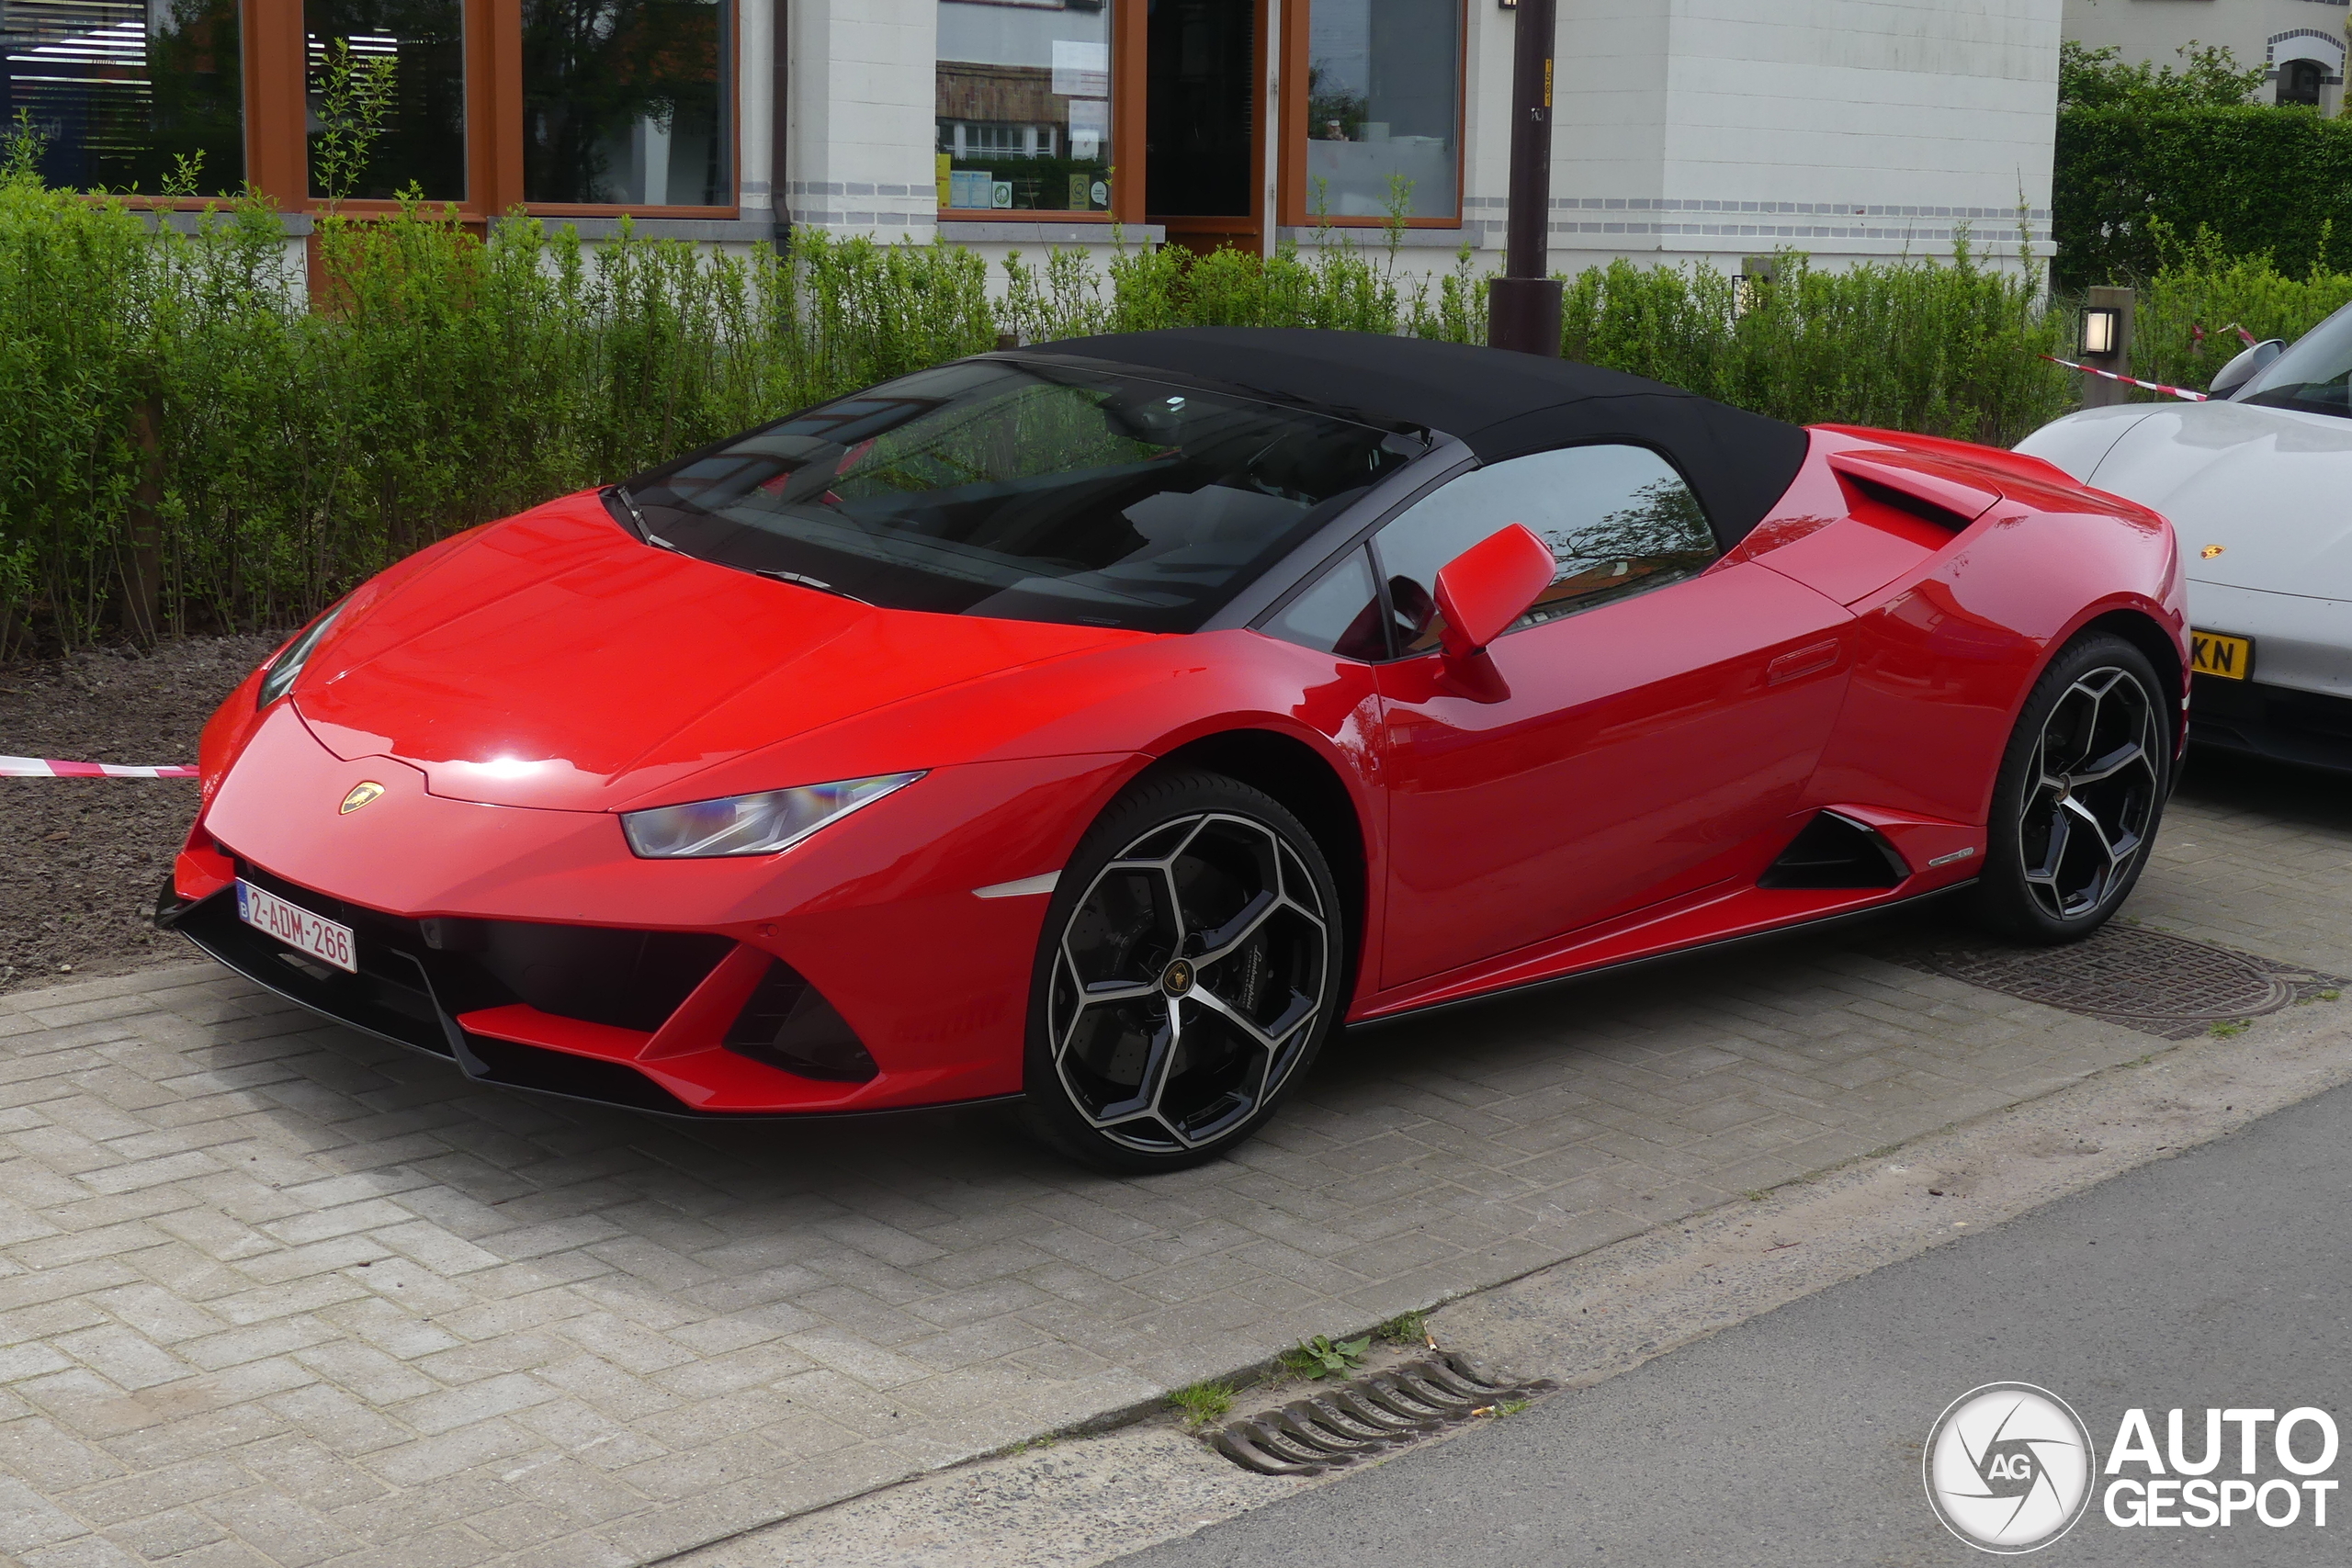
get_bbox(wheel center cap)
[1160,958,1195,998]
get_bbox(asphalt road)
[1117,1077,2352,1567]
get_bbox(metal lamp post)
[1487,0,1563,355]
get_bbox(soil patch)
[1,636,277,992]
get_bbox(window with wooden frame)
[1280,0,1464,228]
[196,0,740,220]
[4,0,247,198]
[520,0,732,212]
[935,0,1127,220]
[304,0,466,202]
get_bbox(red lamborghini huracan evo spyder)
[162,330,2188,1170]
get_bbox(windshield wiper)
[611,484,653,540]
[753,566,871,605]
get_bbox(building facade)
[2064,0,2348,115]
[4,0,2060,276]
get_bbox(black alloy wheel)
[1973,632,2169,943]
[1022,771,1345,1172]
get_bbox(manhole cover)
[1911,925,2344,1040]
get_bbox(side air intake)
[723,961,880,1082]
[1760,811,1909,890]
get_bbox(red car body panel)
[171,420,2187,1120]
[1372,558,1856,987]
[293,504,1155,810]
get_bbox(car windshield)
[2243,301,2352,419]
[615,358,1423,632]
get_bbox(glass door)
[1145,0,1261,254]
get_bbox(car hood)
[2036,400,2352,599]
[292,493,1151,810]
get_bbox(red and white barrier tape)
[2040,354,2209,402]
[2,755,198,779]
[2193,321,2262,352]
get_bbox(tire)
[1971,632,2170,944]
[1020,770,1347,1173]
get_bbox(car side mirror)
[1433,523,1555,661]
[2209,338,2285,400]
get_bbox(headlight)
[256,604,345,709]
[620,772,924,859]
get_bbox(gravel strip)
[0,635,277,991]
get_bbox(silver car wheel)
[1046,812,1329,1154]
[2018,665,2162,921]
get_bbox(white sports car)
[2018,306,2352,772]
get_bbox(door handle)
[1768,639,1842,685]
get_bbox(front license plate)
[2189,629,2253,682]
[236,880,356,974]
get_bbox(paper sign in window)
[1069,97,1111,156]
[1052,39,1111,98]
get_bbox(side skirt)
[1347,878,1977,1032]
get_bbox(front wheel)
[1020,771,1346,1173]
[1971,632,2170,943]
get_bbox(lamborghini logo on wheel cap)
[1161,958,1195,997]
[340,781,385,814]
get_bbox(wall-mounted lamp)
[2082,305,2121,357]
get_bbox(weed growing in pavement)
[2322,990,2343,1002]
[1168,1381,1236,1427]
[2210,1020,2250,1038]
[1283,1335,1372,1380]
[1372,1310,1429,1347]
[1496,1399,1532,1416]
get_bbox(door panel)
[1374,562,1855,987]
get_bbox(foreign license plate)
[236,880,356,974]
[2189,629,2253,682]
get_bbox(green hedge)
[1563,244,2070,445]
[2054,105,2352,288]
[2,171,2078,653]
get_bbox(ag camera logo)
[1924,1382,2097,1553]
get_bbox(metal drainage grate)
[1910,924,2345,1041]
[1208,1348,1557,1476]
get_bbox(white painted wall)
[1532,0,2060,276]
[786,0,940,235]
[1297,0,2060,280]
[740,0,775,222]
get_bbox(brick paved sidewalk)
[3,754,2345,1568]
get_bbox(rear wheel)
[1972,632,2169,943]
[1021,771,1345,1172]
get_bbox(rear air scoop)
[1736,434,2001,607]
[293,497,1145,810]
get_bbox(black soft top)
[1026,327,1811,548]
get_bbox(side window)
[1371,445,1718,655]
[1262,547,1388,660]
